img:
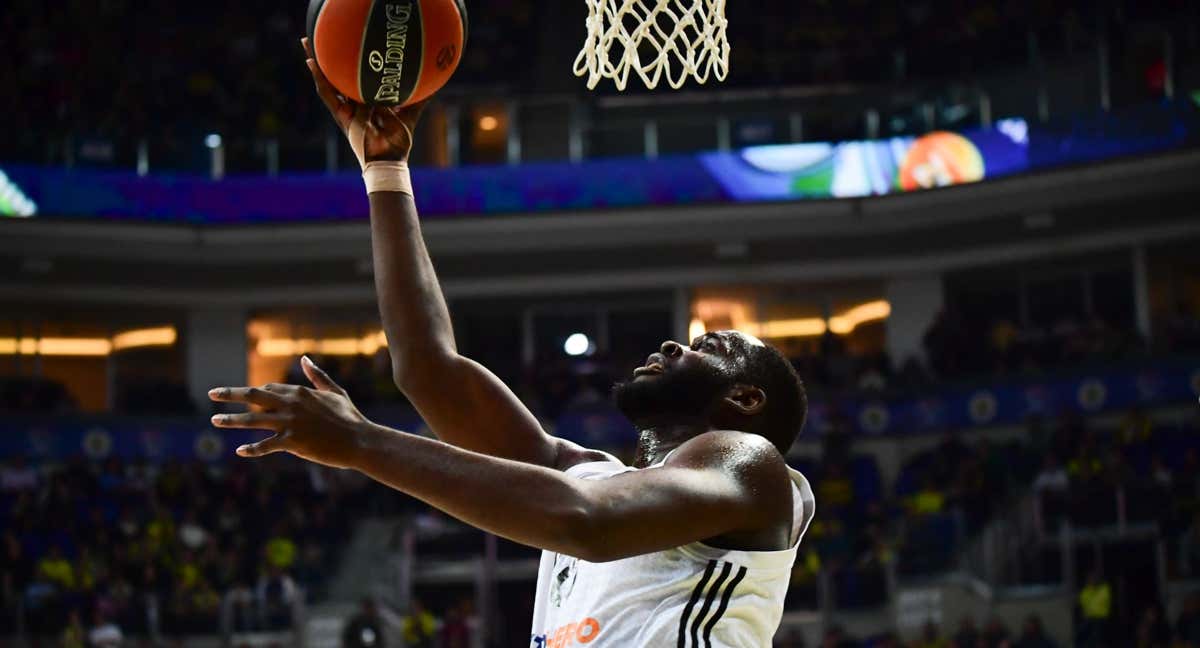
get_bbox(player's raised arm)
[210,374,792,562]
[302,39,567,469]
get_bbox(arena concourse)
[3,0,1200,646]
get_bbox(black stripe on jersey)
[690,562,733,647]
[702,565,748,646]
[677,560,718,648]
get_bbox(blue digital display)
[2,101,1195,223]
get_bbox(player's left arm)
[210,370,789,562]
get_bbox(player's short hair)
[734,342,808,454]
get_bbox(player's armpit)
[398,352,571,469]
[562,431,792,562]
[368,192,565,469]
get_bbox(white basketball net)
[574,0,729,91]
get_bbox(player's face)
[613,330,758,427]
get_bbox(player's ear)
[724,384,766,416]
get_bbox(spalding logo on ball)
[307,0,468,106]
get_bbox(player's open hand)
[209,356,373,469]
[302,36,427,164]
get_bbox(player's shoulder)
[553,438,622,472]
[671,431,794,523]
[668,429,787,476]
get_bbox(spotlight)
[563,333,593,357]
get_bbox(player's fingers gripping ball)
[306,0,467,107]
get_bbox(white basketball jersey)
[529,455,815,648]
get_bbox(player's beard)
[613,363,731,430]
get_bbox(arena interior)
[3,0,1200,646]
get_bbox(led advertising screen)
[0,169,37,217]
[699,120,1030,201]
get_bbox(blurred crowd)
[0,454,406,641]
[6,301,1198,423]
[5,0,1192,166]
[921,309,1148,385]
[772,592,1200,648]
[1,380,1198,644]
[777,404,1200,647]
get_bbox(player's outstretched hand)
[209,356,374,469]
[302,37,427,165]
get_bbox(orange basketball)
[306,0,467,107]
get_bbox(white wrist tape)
[363,161,413,195]
[347,106,370,170]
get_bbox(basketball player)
[208,38,815,647]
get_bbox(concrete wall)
[885,273,944,368]
[185,307,247,412]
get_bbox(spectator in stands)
[1,531,30,630]
[1032,453,1069,494]
[912,620,947,648]
[1179,448,1200,498]
[265,521,298,571]
[401,598,437,648]
[810,518,853,578]
[1050,412,1086,468]
[874,631,902,648]
[981,616,1011,648]
[1135,603,1171,648]
[923,308,969,379]
[178,510,209,552]
[440,599,472,648]
[855,524,895,570]
[1180,512,1200,578]
[1067,430,1106,484]
[61,609,86,648]
[855,352,891,392]
[952,615,980,648]
[1076,569,1112,647]
[821,414,853,466]
[932,429,971,487]
[88,609,124,648]
[256,565,299,630]
[36,545,76,591]
[1176,593,1200,646]
[956,446,994,532]
[907,477,947,516]
[1103,448,1134,490]
[1164,301,1200,352]
[816,461,855,518]
[0,455,39,492]
[773,626,806,647]
[342,598,386,648]
[819,624,855,648]
[990,318,1019,373]
[787,547,821,610]
[1014,614,1056,648]
[1118,406,1154,448]
[1149,455,1173,490]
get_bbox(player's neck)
[633,423,711,468]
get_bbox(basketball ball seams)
[305,0,326,50]
[452,0,468,46]
[312,0,375,103]
[410,0,461,103]
[403,1,427,106]
[356,0,380,104]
